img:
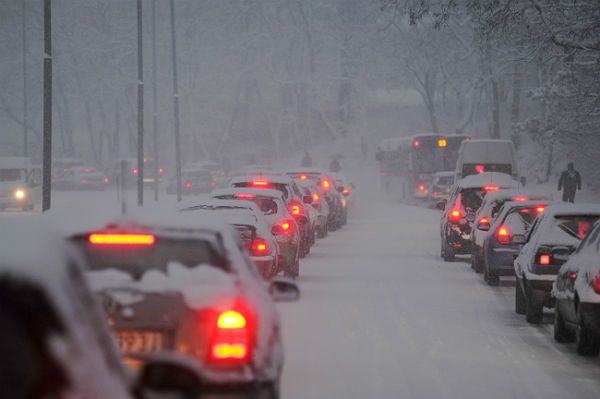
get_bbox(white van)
[455,139,520,182]
[0,157,41,211]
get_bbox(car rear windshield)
[553,216,600,240]
[72,236,227,279]
[0,169,23,182]
[217,195,278,215]
[437,176,454,185]
[462,163,512,177]
[233,182,289,199]
[460,188,485,211]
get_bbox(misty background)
[0,0,598,184]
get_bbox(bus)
[376,134,471,201]
[376,134,447,201]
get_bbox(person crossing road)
[558,162,582,203]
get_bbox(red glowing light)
[159,167,165,174]
[299,175,308,180]
[497,226,511,245]
[342,188,350,196]
[413,140,421,148]
[290,204,302,216]
[218,310,247,329]
[313,193,320,201]
[322,179,331,190]
[536,206,546,214]
[475,165,485,174]
[418,184,425,192]
[185,181,193,189]
[88,233,156,246]
[132,168,139,175]
[210,309,251,362]
[484,185,500,191]
[539,254,551,265]
[251,239,270,256]
[451,210,461,218]
[210,181,217,187]
[513,196,529,202]
[104,177,110,184]
[235,193,256,199]
[251,181,269,187]
[479,217,489,224]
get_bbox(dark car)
[167,168,217,195]
[514,204,600,323]
[553,220,600,356]
[440,172,521,261]
[478,201,547,286]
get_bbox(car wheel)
[515,279,526,315]
[554,303,574,343]
[525,284,543,324]
[472,250,483,274]
[442,239,454,262]
[484,261,499,286]
[576,309,600,357]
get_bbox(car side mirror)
[135,357,204,399]
[512,234,527,245]
[303,195,313,205]
[271,225,284,236]
[477,222,491,231]
[269,277,300,302]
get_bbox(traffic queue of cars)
[0,166,353,399]
[438,162,600,357]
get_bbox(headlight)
[14,189,26,200]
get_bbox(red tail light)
[104,177,110,184]
[210,181,217,187]
[475,164,485,174]
[88,232,156,246]
[432,191,441,196]
[513,196,528,201]
[299,174,308,180]
[132,168,139,175]
[280,220,294,233]
[209,309,252,363]
[313,193,320,201]
[322,179,331,190]
[535,206,546,214]
[497,226,511,245]
[251,180,269,187]
[484,185,499,191]
[251,238,270,256]
[185,181,193,189]
[418,184,425,192]
[159,167,165,174]
[592,277,600,295]
[539,254,551,265]
[449,209,463,223]
[235,193,256,199]
[342,188,350,196]
[413,140,421,148]
[290,203,302,216]
[479,217,489,224]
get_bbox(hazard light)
[88,233,156,246]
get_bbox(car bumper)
[487,246,520,274]
[447,225,472,254]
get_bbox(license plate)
[116,330,165,354]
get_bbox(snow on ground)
[279,166,600,399]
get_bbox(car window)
[554,216,599,240]
[460,188,485,211]
[72,235,228,278]
[0,275,70,398]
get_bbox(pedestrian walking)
[558,162,582,203]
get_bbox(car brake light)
[413,140,420,148]
[592,277,600,295]
[185,181,193,189]
[210,181,217,187]
[479,217,489,224]
[88,233,156,246]
[210,309,252,362]
[450,209,462,219]
[235,193,256,199]
[132,168,139,175]
[484,185,499,191]
[104,177,110,183]
[290,203,302,216]
[539,254,551,265]
[342,188,350,196]
[497,226,511,245]
[279,219,295,234]
[322,179,331,190]
[313,193,320,201]
[251,238,270,256]
[418,184,425,192]
[513,196,528,201]
[299,174,308,180]
[251,180,269,187]
[475,164,485,173]
[433,191,441,196]
[159,167,164,174]
[535,206,546,214]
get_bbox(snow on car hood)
[87,262,238,310]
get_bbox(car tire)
[442,239,454,262]
[484,260,499,286]
[525,284,543,324]
[554,303,574,343]
[515,279,526,315]
[576,309,600,357]
[472,250,483,274]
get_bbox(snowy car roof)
[433,171,456,177]
[181,198,262,214]
[483,188,553,202]
[542,203,600,218]
[456,172,520,189]
[229,174,293,185]
[211,187,286,200]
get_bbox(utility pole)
[151,0,159,201]
[169,0,182,202]
[42,0,52,212]
[22,0,28,159]
[136,0,144,206]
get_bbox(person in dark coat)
[558,162,582,203]
[301,152,313,167]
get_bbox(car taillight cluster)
[289,202,303,218]
[280,220,294,234]
[449,209,463,223]
[251,238,270,256]
[209,309,253,364]
[592,276,600,295]
[496,226,511,245]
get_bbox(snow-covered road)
[280,171,600,399]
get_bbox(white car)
[54,208,298,398]
[514,204,600,323]
[181,199,280,279]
